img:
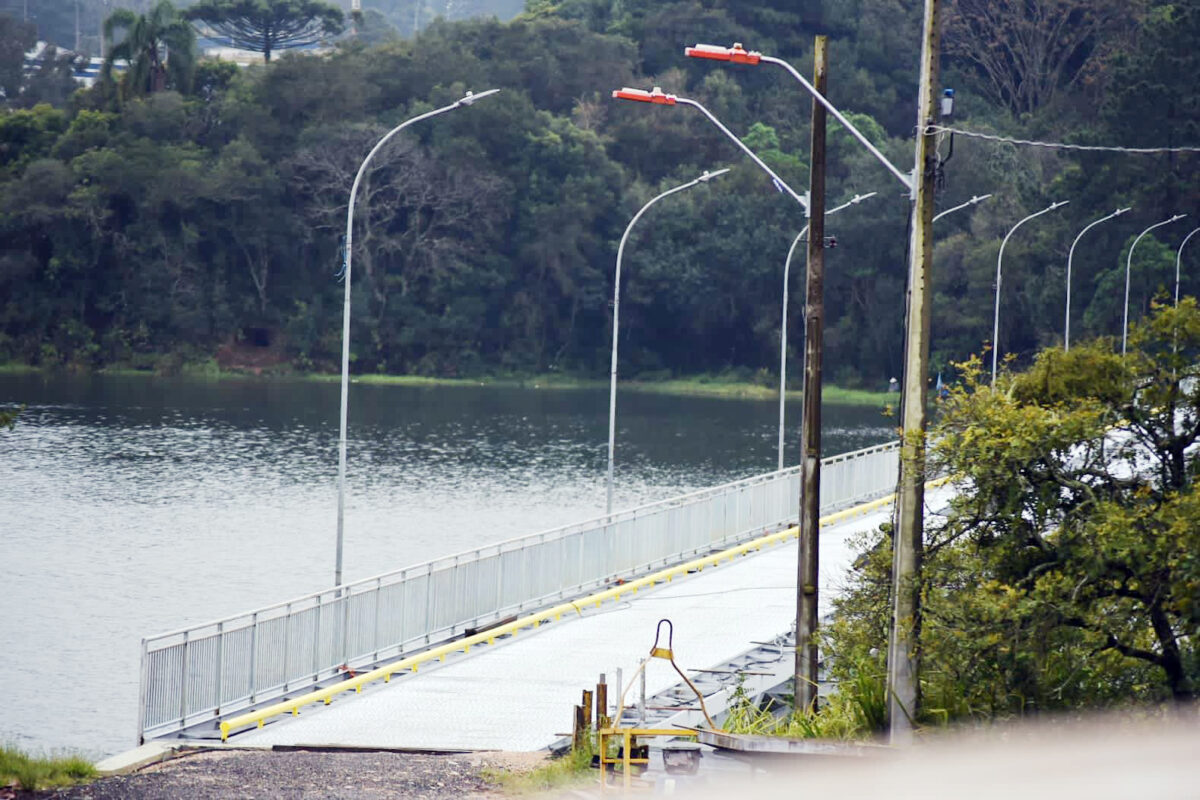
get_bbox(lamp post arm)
[1125,214,1187,355]
[826,191,878,218]
[992,200,1069,382]
[777,191,875,470]
[1065,207,1130,351]
[675,97,809,213]
[931,193,993,223]
[778,227,807,471]
[759,54,912,192]
[607,168,730,514]
[336,89,500,588]
[1176,226,1200,307]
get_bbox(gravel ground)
[19,748,552,800]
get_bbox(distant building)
[23,41,122,87]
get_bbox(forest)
[0,0,1197,387]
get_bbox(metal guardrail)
[137,440,899,743]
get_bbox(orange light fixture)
[611,87,677,105]
[684,42,761,65]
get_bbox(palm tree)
[103,0,196,98]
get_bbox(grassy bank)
[0,745,95,791]
[315,372,894,405]
[481,740,595,795]
[0,363,40,375]
[4,361,894,406]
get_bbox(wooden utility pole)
[887,0,941,745]
[795,34,828,715]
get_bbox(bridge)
[137,441,915,749]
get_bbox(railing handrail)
[143,440,898,646]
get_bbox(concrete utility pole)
[888,0,940,745]
[795,35,827,715]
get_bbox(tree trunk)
[1149,600,1193,701]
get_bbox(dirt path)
[27,749,550,800]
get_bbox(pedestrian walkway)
[230,485,954,751]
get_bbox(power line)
[926,125,1200,154]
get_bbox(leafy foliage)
[103,0,196,97]
[829,302,1200,722]
[0,0,1196,384]
[184,0,345,62]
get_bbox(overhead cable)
[925,125,1200,154]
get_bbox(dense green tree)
[103,0,196,97]
[830,302,1200,719]
[0,13,36,99]
[184,0,344,62]
[0,0,1195,385]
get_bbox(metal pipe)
[759,54,913,191]
[674,97,809,211]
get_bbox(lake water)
[0,373,893,758]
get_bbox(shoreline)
[0,363,895,406]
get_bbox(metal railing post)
[341,590,351,666]
[283,602,292,692]
[249,612,259,704]
[178,631,189,729]
[312,595,322,681]
[215,621,225,714]
[373,577,382,662]
[136,638,149,745]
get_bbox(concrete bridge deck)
[224,485,953,752]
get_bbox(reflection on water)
[0,373,893,757]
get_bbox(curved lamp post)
[776,191,876,471]
[1175,226,1200,307]
[611,87,818,481]
[335,88,500,588]
[1065,207,1130,351]
[612,88,810,213]
[1123,214,1186,356]
[932,193,992,223]
[607,168,731,515]
[663,49,911,719]
[992,200,1069,382]
[686,44,914,193]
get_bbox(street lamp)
[678,44,917,720]
[607,168,731,515]
[685,44,914,193]
[776,191,877,471]
[931,193,992,223]
[1123,214,1187,355]
[335,88,500,589]
[612,85,812,478]
[992,200,1069,382]
[611,87,810,213]
[1065,207,1130,351]
[1175,227,1200,308]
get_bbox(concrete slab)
[229,486,953,753]
[94,742,182,775]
